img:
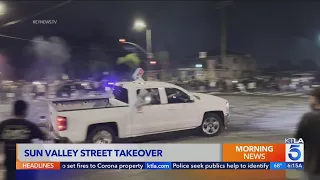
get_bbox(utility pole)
[146,29,152,58]
[145,29,153,72]
[216,0,233,66]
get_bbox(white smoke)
[30,36,71,81]
[32,36,70,65]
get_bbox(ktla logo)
[285,144,304,162]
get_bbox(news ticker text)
[19,162,304,170]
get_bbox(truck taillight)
[56,116,67,131]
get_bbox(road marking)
[222,132,292,137]
[272,92,290,95]
[256,92,272,95]
[232,92,242,94]
[208,91,308,97]
[251,92,264,95]
[284,93,304,96]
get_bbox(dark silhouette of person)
[295,87,320,180]
[0,100,46,180]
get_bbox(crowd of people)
[175,75,315,93]
[0,72,318,104]
[0,79,111,103]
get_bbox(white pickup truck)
[47,78,230,144]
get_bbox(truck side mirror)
[187,96,195,103]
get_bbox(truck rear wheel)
[199,113,223,137]
[87,126,115,144]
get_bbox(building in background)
[183,49,257,79]
[214,53,257,79]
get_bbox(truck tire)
[87,126,115,144]
[198,113,223,137]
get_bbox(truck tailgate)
[47,96,129,142]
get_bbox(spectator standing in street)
[37,82,46,98]
[226,79,232,92]
[295,87,320,180]
[0,100,46,180]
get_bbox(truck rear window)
[113,86,129,104]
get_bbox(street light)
[133,20,147,31]
[0,2,6,15]
[133,19,152,59]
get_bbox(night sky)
[1,1,320,70]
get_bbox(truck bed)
[51,97,128,112]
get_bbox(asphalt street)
[0,95,308,179]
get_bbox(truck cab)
[47,69,230,143]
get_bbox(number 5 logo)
[288,145,301,161]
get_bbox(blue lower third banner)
[59,162,274,170]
